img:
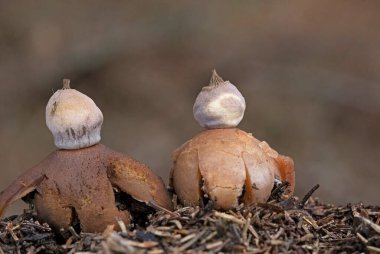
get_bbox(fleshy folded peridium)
[171,128,295,209]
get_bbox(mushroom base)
[171,128,295,210]
[0,143,173,236]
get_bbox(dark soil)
[1,184,379,253]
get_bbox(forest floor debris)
[0,184,379,253]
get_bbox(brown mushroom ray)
[170,147,202,207]
[197,146,246,209]
[273,154,295,194]
[0,164,45,217]
[0,144,173,232]
[106,150,174,211]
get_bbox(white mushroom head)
[193,70,246,129]
[46,79,103,150]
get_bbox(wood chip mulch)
[0,184,379,254]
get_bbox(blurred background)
[1,1,379,215]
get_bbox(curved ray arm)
[275,155,295,195]
[0,164,45,217]
[106,153,173,212]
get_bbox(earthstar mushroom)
[0,79,172,234]
[170,70,295,209]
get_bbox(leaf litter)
[0,182,379,253]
